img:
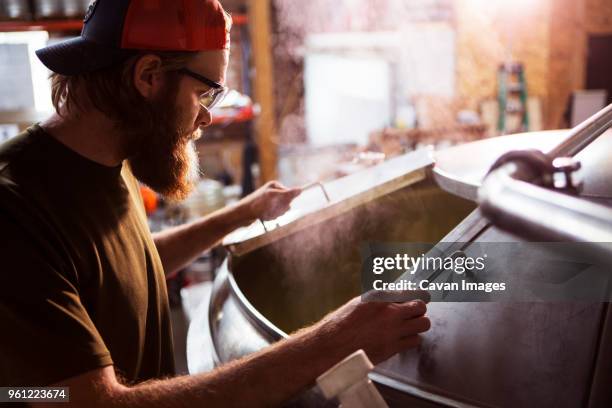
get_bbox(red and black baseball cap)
[36,0,232,76]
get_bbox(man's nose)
[197,106,212,128]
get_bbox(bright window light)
[0,31,52,114]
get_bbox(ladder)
[497,62,529,134]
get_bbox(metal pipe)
[479,163,612,264]
[478,104,612,263]
[548,103,612,158]
[479,167,611,242]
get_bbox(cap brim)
[36,37,135,76]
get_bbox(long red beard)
[122,78,201,201]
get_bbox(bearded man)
[0,1,430,406]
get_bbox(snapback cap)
[36,0,232,76]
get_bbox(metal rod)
[302,181,331,203]
[258,181,331,235]
[548,103,612,158]
[258,218,268,233]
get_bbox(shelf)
[210,105,255,126]
[1,106,254,128]
[231,14,248,26]
[0,19,83,32]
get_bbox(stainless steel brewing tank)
[207,147,474,355]
[192,131,612,407]
[373,130,612,407]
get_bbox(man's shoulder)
[0,124,46,185]
[0,125,64,237]
[0,131,33,204]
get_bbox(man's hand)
[313,293,431,365]
[236,180,302,223]
[153,180,301,274]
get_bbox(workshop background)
[1,0,611,376]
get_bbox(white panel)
[304,53,392,147]
[0,43,35,111]
[0,31,52,114]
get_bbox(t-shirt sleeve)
[0,213,113,386]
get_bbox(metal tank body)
[190,127,612,407]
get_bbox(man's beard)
[122,78,201,201]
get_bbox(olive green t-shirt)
[0,124,175,386]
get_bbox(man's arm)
[153,181,301,274]
[45,297,429,408]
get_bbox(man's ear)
[133,54,164,99]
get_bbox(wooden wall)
[586,0,612,34]
[455,0,552,114]
[264,0,611,160]
[547,0,612,128]
[546,0,586,129]
[456,0,612,129]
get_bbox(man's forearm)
[152,204,253,275]
[107,324,345,408]
[48,298,428,408]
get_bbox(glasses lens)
[200,91,215,109]
[200,87,228,110]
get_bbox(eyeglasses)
[178,68,229,110]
